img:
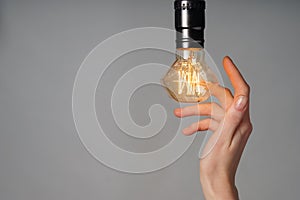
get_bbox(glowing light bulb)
[162,48,218,103]
[162,0,217,103]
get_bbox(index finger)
[223,56,250,98]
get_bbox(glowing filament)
[177,65,206,96]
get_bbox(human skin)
[174,56,253,200]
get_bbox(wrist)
[200,177,239,200]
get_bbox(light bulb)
[162,0,218,103]
[162,48,218,103]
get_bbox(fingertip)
[174,108,181,117]
[223,56,235,70]
[182,128,191,135]
[223,55,230,62]
[224,55,233,62]
[224,57,250,98]
[182,128,188,135]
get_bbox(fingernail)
[235,96,247,111]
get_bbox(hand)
[174,56,253,200]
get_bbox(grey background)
[1,0,300,199]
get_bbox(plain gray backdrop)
[1,0,300,199]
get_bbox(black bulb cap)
[174,0,206,48]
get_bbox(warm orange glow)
[162,49,217,103]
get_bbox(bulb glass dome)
[162,48,218,103]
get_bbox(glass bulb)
[162,48,218,103]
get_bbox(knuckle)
[203,103,211,114]
[240,122,253,137]
[210,102,217,113]
[196,104,204,115]
[247,122,253,134]
[226,110,242,124]
[196,121,205,131]
[243,84,250,95]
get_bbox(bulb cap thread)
[174,0,206,48]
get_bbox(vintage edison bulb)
[162,48,218,103]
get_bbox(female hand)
[174,56,253,200]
